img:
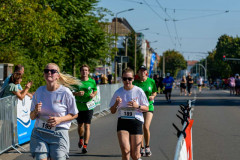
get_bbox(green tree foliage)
[206,34,240,80]
[0,0,114,91]
[44,0,114,76]
[159,50,187,78]
[0,0,65,91]
[122,32,144,71]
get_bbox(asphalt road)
[1,87,239,160]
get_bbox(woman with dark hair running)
[109,67,149,160]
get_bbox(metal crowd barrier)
[173,100,194,160]
[93,83,122,116]
[0,96,19,154]
[0,83,122,154]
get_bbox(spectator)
[101,74,108,84]
[107,71,113,84]
[2,72,32,100]
[2,64,24,90]
[94,72,100,85]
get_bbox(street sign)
[115,56,129,63]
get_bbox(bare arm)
[110,96,122,114]
[47,113,78,127]
[128,100,149,112]
[149,92,157,101]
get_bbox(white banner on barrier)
[17,96,35,145]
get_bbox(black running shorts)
[117,118,143,135]
[76,110,94,124]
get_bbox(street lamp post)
[114,8,134,83]
[134,28,149,74]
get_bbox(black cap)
[138,65,147,71]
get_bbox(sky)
[97,0,240,61]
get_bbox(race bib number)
[120,108,136,119]
[36,118,56,134]
[86,100,96,110]
[166,83,171,87]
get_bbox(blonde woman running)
[30,63,81,160]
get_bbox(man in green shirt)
[133,65,157,157]
[73,64,97,154]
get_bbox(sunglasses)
[44,69,59,74]
[122,77,133,81]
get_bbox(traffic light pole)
[225,58,240,61]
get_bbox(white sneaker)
[140,147,145,156]
[145,147,152,157]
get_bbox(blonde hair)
[45,63,81,89]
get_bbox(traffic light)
[223,55,226,61]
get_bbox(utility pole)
[163,52,165,78]
[125,38,128,69]
[134,33,137,74]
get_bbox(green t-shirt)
[133,77,157,111]
[73,78,97,111]
[2,83,19,98]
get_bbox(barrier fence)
[173,100,194,160]
[0,83,121,155]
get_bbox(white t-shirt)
[109,86,149,122]
[31,85,78,130]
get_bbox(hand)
[74,91,85,96]
[26,81,33,89]
[115,96,122,105]
[34,102,42,114]
[127,99,138,108]
[47,116,61,127]
[90,93,95,99]
[149,96,155,101]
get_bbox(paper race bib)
[120,107,136,119]
[36,118,56,134]
[166,83,171,87]
[86,100,96,110]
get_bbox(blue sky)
[97,0,240,61]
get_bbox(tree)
[44,0,114,76]
[159,50,187,78]
[122,32,144,71]
[0,0,65,91]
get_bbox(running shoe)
[140,147,145,156]
[78,139,84,149]
[82,145,88,154]
[145,147,152,157]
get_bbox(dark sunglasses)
[44,69,59,74]
[122,77,133,81]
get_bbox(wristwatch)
[138,105,141,109]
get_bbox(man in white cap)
[162,73,174,103]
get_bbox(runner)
[133,65,157,157]
[197,76,203,93]
[162,73,174,103]
[109,67,149,160]
[180,75,187,96]
[186,73,194,96]
[30,63,80,160]
[228,75,235,95]
[72,64,97,153]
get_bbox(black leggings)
[187,84,193,94]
